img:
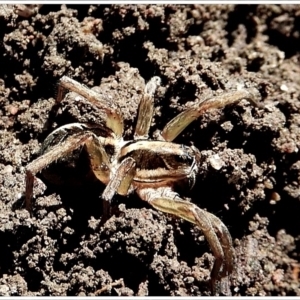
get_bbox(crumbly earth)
[0,4,299,296]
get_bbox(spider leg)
[134,76,161,140]
[205,211,235,278]
[161,88,262,142]
[57,76,124,138]
[136,187,234,295]
[25,132,111,214]
[101,157,136,220]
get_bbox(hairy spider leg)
[205,211,235,277]
[134,76,161,140]
[101,157,136,221]
[25,132,110,214]
[57,76,124,138]
[137,186,234,295]
[161,88,262,142]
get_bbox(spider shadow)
[49,180,105,230]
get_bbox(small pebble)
[209,154,224,170]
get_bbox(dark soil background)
[0,4,299,296]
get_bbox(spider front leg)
[134,76,161,140]
[25,131,111,214]
[161,88,262,142]
[137,187,234,295]
[57,76,124,138]
[101,157,136,221]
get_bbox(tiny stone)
[9,105,19,115]
[3,165,13,174]
[270,191,281,202]
[209,154,224,170]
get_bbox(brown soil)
[0,4,299,296]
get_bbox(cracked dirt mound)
[0,4,299,296]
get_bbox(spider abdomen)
[39,123,113,186]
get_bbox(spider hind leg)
[136,186,235,295]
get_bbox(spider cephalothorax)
[25,75,262,294]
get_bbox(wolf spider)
[25,75,262,294]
